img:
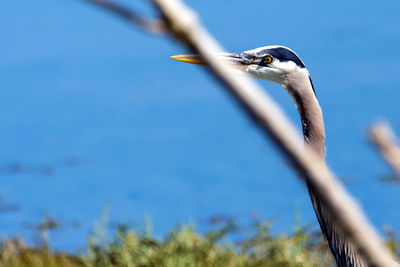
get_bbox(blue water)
[0,0,400,252]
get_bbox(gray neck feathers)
[283,72,325,157]
[284,71,366,267]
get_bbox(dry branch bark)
[370,123,400,177]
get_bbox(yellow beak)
[170,54,205,65]
[170,52,254,73]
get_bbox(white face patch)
[272,59,298,72]
[244,59,309,84]
[245,64,284,83]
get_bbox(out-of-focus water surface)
[0,0,399,251]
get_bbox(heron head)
[171,46,309,85]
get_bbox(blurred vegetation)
[0,215,398,267]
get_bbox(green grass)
[0,217,398,267]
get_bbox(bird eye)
[264,56,273,64]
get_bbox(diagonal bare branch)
[83,0,166,34]
[370,122,400,177]
[83,0,399,266]
[148,1,399,266]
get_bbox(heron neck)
[284,73,367,266]
[284,73,325,158]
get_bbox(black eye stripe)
[258,55,273,66]
[254,47,306,68]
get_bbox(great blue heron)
[171,46,366,267]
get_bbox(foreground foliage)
[0,217,398,267]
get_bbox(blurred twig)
[83,0,166,34]
[378,174,400,185]
[82,0,398,266]
[370,123,400,177]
